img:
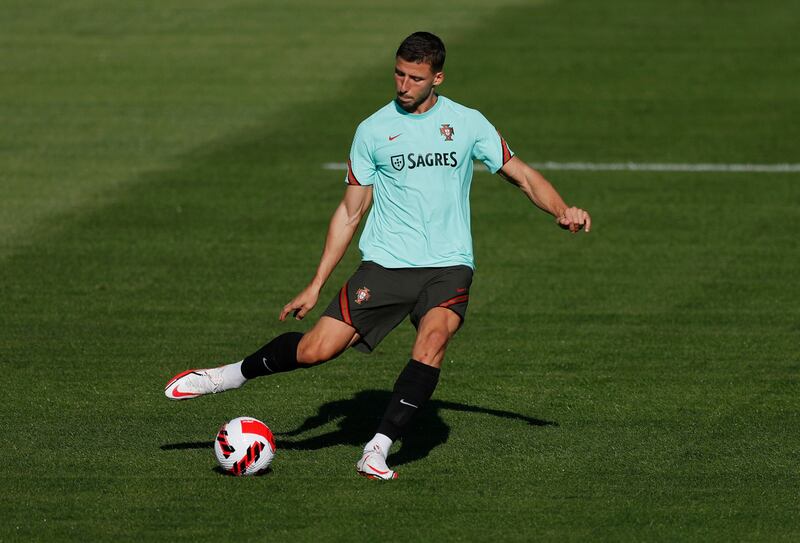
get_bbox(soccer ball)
[214,416,276,476]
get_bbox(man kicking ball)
[165,31,591,480]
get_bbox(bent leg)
[410,307,463,368]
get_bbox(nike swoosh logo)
[171,388,197,398]
[399,399,418,408]
[456,288,467,293]
[367,464,390,475]
[388,134,402,141]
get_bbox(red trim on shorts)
[498,131,512,166]
[339,282,352,325]
[346,159,361,186]
[438,294,469,308]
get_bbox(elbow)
[517,177,536,199]
[338,200,366,228]
[345,208,366,227]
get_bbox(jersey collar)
[393,94,444,120]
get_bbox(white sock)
[220,360,247,389]
[363,433,393,458]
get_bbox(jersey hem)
[360,257,475,271]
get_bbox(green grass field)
[2,0,799,540]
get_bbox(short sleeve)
[471,112,514,174]
[344,123,377,186]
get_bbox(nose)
[398,76,409,94]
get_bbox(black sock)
[240,332,304,379]
[376,359,440,441]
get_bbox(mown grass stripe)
[322,161,800,173]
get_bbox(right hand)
[279,285,321,321]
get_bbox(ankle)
[364,433,393,457]
[220,361,247,389]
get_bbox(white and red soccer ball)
[214,417,275,476]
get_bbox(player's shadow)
[277,389,557,467]
[160,441,212,451]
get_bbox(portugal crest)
[390,154,405,171]
[440,123,455,141]
[354,287,371,305]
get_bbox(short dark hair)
[396,32,446,72]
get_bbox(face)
[394,57,444,112]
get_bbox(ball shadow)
[211,465,273,477]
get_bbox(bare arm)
[498,156,591,233]
[280,185,373,320]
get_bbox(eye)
[412,77,423,82]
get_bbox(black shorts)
[322,261,473,353]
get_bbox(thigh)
[303,315,361,348]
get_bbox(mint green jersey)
[344,96,514,270]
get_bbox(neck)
[407,91,439,114]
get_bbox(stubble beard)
[396,88,436,113]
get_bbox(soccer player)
[165,32,591,480]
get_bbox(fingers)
[281,301,309,321]
[557,207,591,234]
[281,299,313,321]
[279,303,294,321]
[557,209,577,232]
[568,207,582,232]
[279,286,320,321]
[570,207,585,233]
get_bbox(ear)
[433,71,445,87]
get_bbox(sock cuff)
[408,358,440,377]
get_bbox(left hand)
[556,206,592,233]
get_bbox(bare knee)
[422,329,450,350]
[296,336,341,366]
[295,317,359,366]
